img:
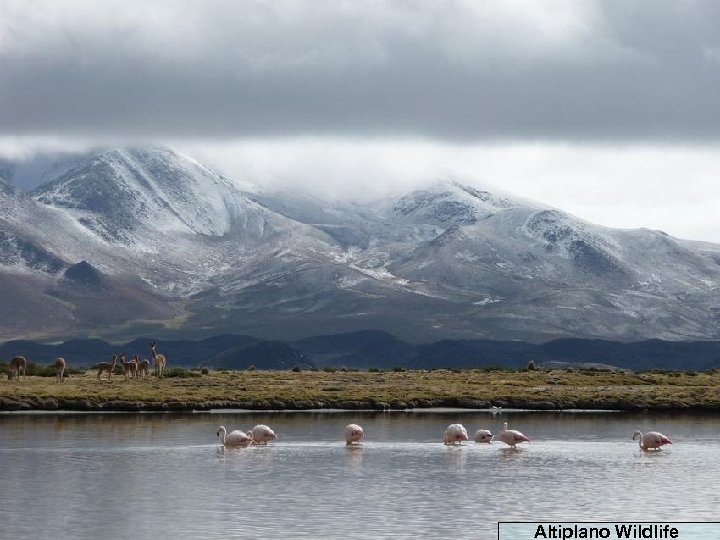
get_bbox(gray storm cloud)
[2,0,720,140]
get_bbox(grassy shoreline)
[2,368,720,412]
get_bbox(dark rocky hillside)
[2,332,720,372]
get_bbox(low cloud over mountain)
[1,146,719,343]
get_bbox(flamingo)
[345,424,364,445]
[498,422,529,448]
[217,426,253,447]
[443,423,469,445]
[251,424,277,445]
[474,429,493,443]
[633,430,672,451]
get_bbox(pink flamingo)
[217,426,253,448]
[251,424,277,445]
[474,429,493,443]
[498,422,529,448]
[633,430,672,451]
[345,424,364,445]
[443,423,469,445]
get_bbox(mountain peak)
[390,179,518,225]
[30,145,248,241]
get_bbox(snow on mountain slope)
[0,178,177,338]
[390,181,519,226]
[32,146,248,240]
[253,179,720,341]
[25,146,343,297]
[0,146,719,343]
[0,177,82,275]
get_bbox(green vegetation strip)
[2,368,720,411]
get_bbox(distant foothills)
[2,331,720,372]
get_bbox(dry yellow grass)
[2,368,720,411]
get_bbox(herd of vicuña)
[4,341,167,382]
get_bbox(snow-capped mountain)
[33,146,250,240]
[0,146,719,343]
[26,146,345,297]
[252,180,720,342]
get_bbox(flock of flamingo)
[217,424,279,447]
[216,421,673,451]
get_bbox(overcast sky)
[1,0,720,241]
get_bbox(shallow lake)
[1,410,718,539]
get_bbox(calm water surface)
[1,410,719,539]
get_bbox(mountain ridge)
[0,145,718,343]
[2,331,720,372]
